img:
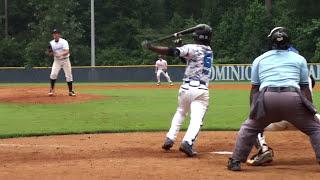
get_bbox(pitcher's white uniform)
[155,58,172,85]
[166,44,213,146]
[49,38,73,82]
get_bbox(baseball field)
[0,82,320,179]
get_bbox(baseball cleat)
[48,89,55,96]
[69,91,76,96]
[170,82,173,86]
[157,82,160,86]
[179,141,197,157]
[162,137,174,151]
[227,158,241,171]
[246,147,273,166]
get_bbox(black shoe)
[162,138,174,151]
[179,141,197,157]
[246,147,273,166]
[69,91,76,96]
[227,158,241,171]
[48,89,55,96]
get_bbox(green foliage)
[297,19,320,62]
[1,0,320,66]
[96,48,128,65]
[0,37,24,66]
[213,7,246,61]
[23,0,86,67]
[72,45,91,66]
[238,0,271,63]
[24,40,50,67]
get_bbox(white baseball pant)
[50,58,73,82]
[166,83,209,145]
[157,70,172,83]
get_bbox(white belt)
[181,84,208,91]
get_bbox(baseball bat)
[150,24,211,43]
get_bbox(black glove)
[48,45,53,53]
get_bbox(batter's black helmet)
[192,24,212,45]
[268,27,290,50]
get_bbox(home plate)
[210,151,233,155]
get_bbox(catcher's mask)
[192,27,212,45]
[268,27,290,50]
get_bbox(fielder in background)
[155,55,173,86]
[227,27,320,171]
[142,24,213,157]
[47,29,76,96]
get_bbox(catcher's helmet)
[192,24,212,45]
[268,27,290,50]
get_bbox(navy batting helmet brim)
[52,28,60,34]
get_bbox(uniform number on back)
[203,52,213,75]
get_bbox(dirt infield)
[0,131,319,180]
[0,86,108,104]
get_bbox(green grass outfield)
[0,82,319,138]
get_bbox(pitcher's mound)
[0,86,107,104]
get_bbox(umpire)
[227,27,320,171]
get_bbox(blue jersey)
[251,50,309,91]
[288,45,299,54]
[177,44,213,85]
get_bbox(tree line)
[0,0,319,67]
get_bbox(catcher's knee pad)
[315,114,320,122]
[265,121,293,131]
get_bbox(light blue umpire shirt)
[251,50,309,91]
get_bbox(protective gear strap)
[250,85,260,105]
[300,84,313,103]
[310,75,316,88]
